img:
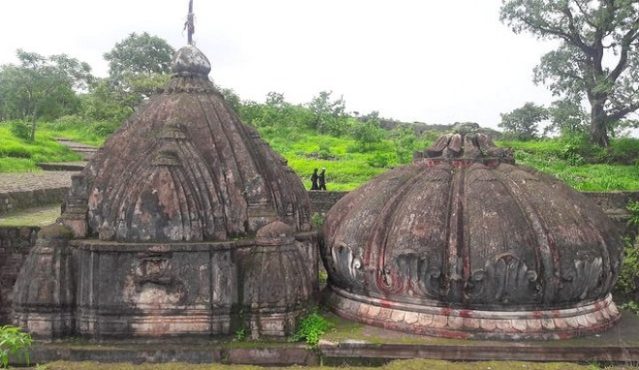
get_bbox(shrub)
[53,114,86,129]
[607,138,639,165]
[290,309,332,346]
[616,202,639,299]
[311,212,325,228]
[9,121,31,141]
[0,144,32,159]
[367,152,394,168]
[92,121,119,137]
[615,237,639,297]
[0,325,32,368]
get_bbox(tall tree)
[104,32,174,82]
[0,50,92,140]
[103,32,174,107]
[499,102,549,140]
[501,0,639,147]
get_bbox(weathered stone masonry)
[0,190,637,326]
[0,227,38,324]
[321,124,628,339]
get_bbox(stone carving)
[321,125,624,339]
[329,243,364,288]
[124,253,188,307]
[13,37,319,339]
[393,251,442,299]
[560,256,604,301]
[466,253,540,305]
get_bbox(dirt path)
[0,171,75,193]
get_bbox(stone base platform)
[327,287,621,340]
[12,310,639,366]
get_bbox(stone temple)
[13,43,318,339]
[321,123,624,340]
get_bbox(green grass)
[0,205,61,227]
[39,122,112,147]
[2,119,638,193]
[0,125,82,173]
[26,359,628,370]
[257,126,432,191]
[500,139,639,191]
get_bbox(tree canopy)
[501,0,639,146]
[100,32,175,113]
[0,50,92,140]
[499,102,549,140]
[104,32,174,82]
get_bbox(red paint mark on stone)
[459,310,472,318]
[438,329,471,340]
[557,332,572,340]
[532,310,544,319]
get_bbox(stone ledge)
[12,330,639,367]
[327,287,620,340]
[0,188,68,215]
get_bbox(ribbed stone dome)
[321,123,623,339]
[69,45,311,242]
[16,43,319,340]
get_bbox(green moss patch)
[0,205,61,227]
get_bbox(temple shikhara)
[12,9,318,338]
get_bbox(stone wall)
[308,191,348,215]
[0,189,67,215]
[0,227,39,324]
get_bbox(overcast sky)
[0,0,561,129]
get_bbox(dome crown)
[171,45,211,76]
[66,45,311,242]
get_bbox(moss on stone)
[0,205,61,227]
[37,223,72,240]
[22,359,628,370]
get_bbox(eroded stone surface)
[13,44,318,339]
[321,123,624,339]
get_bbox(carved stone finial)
[184,0,195,45]
[414,123,514,165]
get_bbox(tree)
[501,0,639,147]
[351,111,384,149]
[499,102,549,140]
[81,78,134,123]
[0,50,92,140]
[103,33,174,108]
[308,91,348,135]
[547,98,588,136]
[104,32,174,83]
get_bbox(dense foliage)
[501,0,639,147]
[0,325,32,368]
[0,50,92,141]
[499,102,549,140]
[290,309,333,346]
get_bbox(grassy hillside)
[502,139,639,191]
[257,126,432,191]
[0,124,81,172]
[1,119,638,192]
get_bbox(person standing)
[319,168,327,191]
[310,168,319,190]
